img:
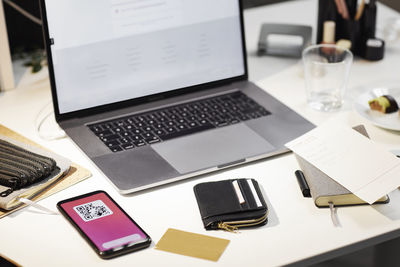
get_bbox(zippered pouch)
[0,139,57,192]
[0,135,71,211]
[193,178,268,232]
[0,139,56,196]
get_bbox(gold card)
[155,228,230,262]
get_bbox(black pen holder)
[316,0,377,58]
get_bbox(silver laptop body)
[39,0,314,194]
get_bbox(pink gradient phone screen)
[60,192,147,251]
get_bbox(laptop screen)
[43,0,246,115]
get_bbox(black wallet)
[193,178,268,232]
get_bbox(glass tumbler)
[302,44,353,111]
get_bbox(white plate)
[353,87,400,131]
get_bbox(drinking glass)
[302,44,353,111]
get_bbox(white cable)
[34,101,66,141]
[18,197,59,215]
[2,0,42,25]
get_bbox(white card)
[232,180,245,204]
[286,121,400,204]
[247,179,262,207]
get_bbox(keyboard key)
[144,125,154,132]
[166,127,176,133]
[105,140,120,147]
[177,124,188,130]
[95,129,112,137]
[109,145,123,152]
[116,120,126,127]
[154,129,165,136]
[136,122,146,127]
[119,130,129,136]
[100,134,120,142]
[130,135,142,141]
[121,143,135,150]
[119,138,130,144]
[133,140,146,147]
[89,125,103,133]
[146,137,161,144]
[132,128,142,134]
[142,132,154,139]
[103,123,113,129]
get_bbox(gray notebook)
[294,125,389,207]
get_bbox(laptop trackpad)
[152,123,275,174]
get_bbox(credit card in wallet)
[246,179,262,207]
[232,180,245,204]
[232,179,263,207]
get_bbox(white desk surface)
[1,0,400,266]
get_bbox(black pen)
[295,170,311,198]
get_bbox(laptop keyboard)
[88,91,271,152]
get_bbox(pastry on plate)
[368,95,399,114]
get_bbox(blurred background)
[245,0,400,9]
[2,0,400,79]
[3,0,400,56]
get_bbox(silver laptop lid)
[40,0,247,118]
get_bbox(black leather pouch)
[0,139,56,196]
[193,178,268,232]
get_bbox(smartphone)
[57,190,151,259]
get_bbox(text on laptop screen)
[44,0,245,114]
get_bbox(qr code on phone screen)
[73,200,113,222]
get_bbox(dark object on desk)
[364,37,385,61]
[317,0,382,60]
[0,124,90,218]
[0,139,57,196]
[193,178,268,232]
[257,23,312,58]
[0,134,71,211]
[295,170,311,198]
[294,125,389,207]
[0,254,20,267]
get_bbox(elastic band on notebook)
[328,202,341,227]
[18,197,59,215]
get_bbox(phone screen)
[58,191,150,256]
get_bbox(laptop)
[39,0,314,194]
